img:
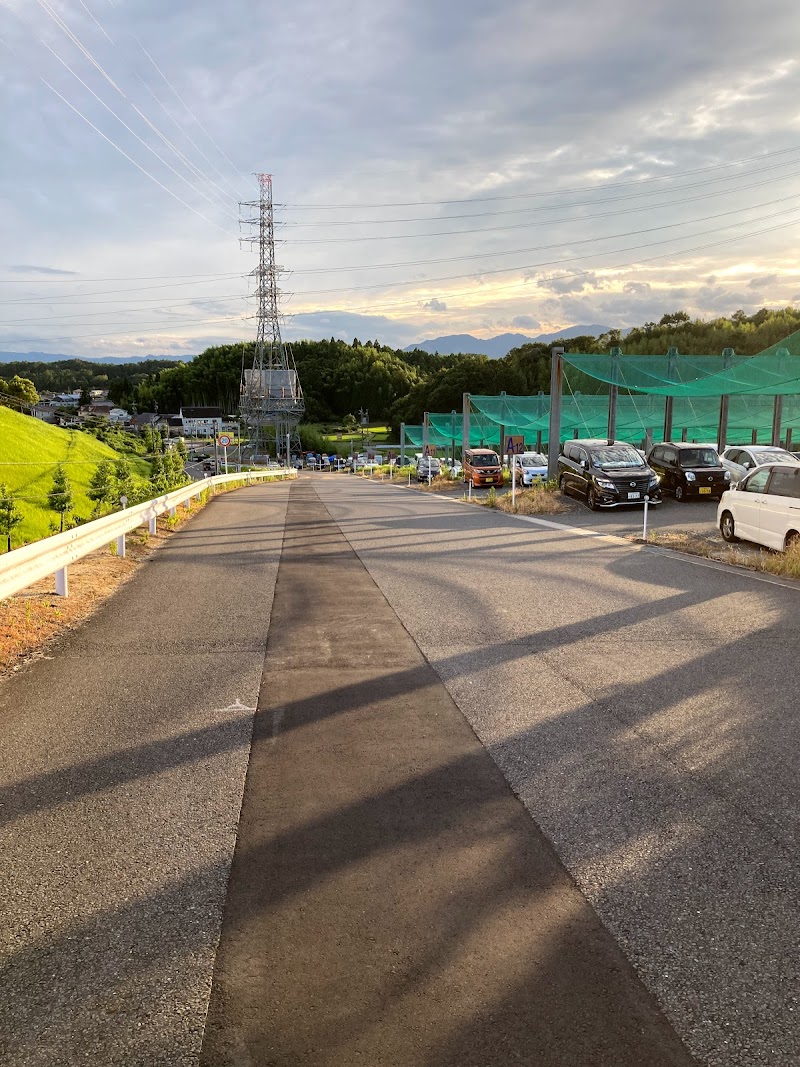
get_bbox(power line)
[40,79,239,238]
[287,176,800,245]
[281,155,800,229]
[289,211,800,318]
[280,143,800,210]
[283,194,800,298]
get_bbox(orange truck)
[463,447,504,487]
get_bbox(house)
[129,412,163,433]
[180,406,223,436]
[31,403,59,424]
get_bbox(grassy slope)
[0,408,145,545]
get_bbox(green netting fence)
[562,331,800,397]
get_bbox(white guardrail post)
[0,469,295,601]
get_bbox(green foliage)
[47,465,74,531]
[0,374,39,408]
[149,455,169,495]
[113,459,136,505]
[87,460,116,514]
[0,483,23,551]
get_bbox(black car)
[557,439,662,510]
[647,442,731,502]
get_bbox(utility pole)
[239,174,304,463]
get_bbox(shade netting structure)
[562,333,800,397]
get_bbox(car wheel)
[674,484,685,502]
[558,474,569,496]
[587,487,600,511]
[785,530,799,551]
[720,511,738,543]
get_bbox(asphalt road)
[200,481,694,1067]
[0,481,291,1066]
[315,475,800,1067]
[3,473,799,1065]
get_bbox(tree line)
[8,306,800,435]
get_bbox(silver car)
[719,445,800,485]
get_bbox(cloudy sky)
[1,0,800,358]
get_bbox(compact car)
[647,442,730,501]
[511,452,548,487]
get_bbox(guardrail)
[0,468,295,601]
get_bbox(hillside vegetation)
[0,408,147,545]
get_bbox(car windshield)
[520,454,546,466]
[754,450,795,464]
[471,454,500,467]
[419,458,439,466]
[590,447,643,469]
[679,449,719,467]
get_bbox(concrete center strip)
[200,479,696,1067]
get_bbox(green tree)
[87,460,115,514]
[0,484,23,552]
[113,459,135,506]
[47,464,74,532]
[149,455,169,495]
[79,385,92,407]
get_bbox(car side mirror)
[742,460,752,469]
[580,459,587,469]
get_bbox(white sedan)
[719,445,800,484]
[718,463,800,550]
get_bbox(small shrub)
[484,487,498,508]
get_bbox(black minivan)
[647,442,731,501]
[557,439,662,510]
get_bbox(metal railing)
[0,469,295,600]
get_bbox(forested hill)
[9,307,800,432]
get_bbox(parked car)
[448,459,463,478]
[719,445,800,484]
[463,448,504,488]
[511,451,548,487]
[416,457,441,481]
[557,439,662,510]
[718,463,800,550]
[647,442,730,501]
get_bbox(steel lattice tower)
[239,174,304,460]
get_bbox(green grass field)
[0,408,149,546]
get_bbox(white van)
[718,463,800,550]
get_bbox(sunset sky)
[2,0,800,357]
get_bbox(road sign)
[505,435,525,455]
[424,444,437,457]
[217,433,233,447]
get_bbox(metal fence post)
[547,348,563,482]
[55,567,68,597]
[116,533,126,559]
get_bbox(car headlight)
[685,471,696,482]
[595,477,616,490]
[724,470,731,480]
[648,474,660,486]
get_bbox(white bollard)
[55,566,68,597]
[468,480,473,501]
[642,495,649,541]
[149,516,157,535]
[116,533,126,559]
[511,462,516,507]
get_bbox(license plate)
[699,486,711,494]
[627,491,641,499]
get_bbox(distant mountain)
[403,325,613,359]
[0,351,187,364]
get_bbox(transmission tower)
[239,174,304,462]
